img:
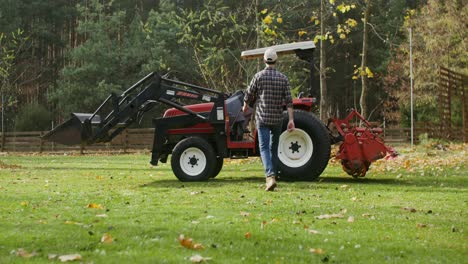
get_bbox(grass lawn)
[0,144,466,263]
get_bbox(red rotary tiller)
[331,110,398,177]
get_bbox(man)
[243,48,295,191]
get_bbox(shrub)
[15,103,52,131]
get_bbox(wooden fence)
[0,126,463,153]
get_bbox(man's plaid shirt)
[244,67,293,126]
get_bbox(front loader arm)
[43,72,225,146]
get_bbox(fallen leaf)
[64,220,83,226]
[310,248,325,254]
[316,213,344,219]
[101,233,113,244]
[240,211,250,217]
[178,234,204,250]
[96,214,108,218]
[48,254,58,260]
[58,254,82,262]
[417,223,427,228]
[347,216,355,223]
[307,229,320,234]
[245,232,251,239]
[340,185,350,189]
[13,248,37,258]
[87,203,103,209]
[190,254,212,263]
[20,201,28,207]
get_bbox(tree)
[359,0,371,119]
[177,0,247,92]
[50,0,148,116]
[384,0,467,126]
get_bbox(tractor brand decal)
[177,91,199,99]
[166,90,175,96]
[216,107,224,120]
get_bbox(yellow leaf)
[329,0,335,5]
[87,203,103,209]
[276,17,283,24]
[315,19,320,25]
[298,30,307,37]
[263,15,273,25]
[339,33,346,39]
[20,201,28,207]
[365,67,374,78]
[346,18,358,27]
[260,9,268,14]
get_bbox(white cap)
[264,48,278,63]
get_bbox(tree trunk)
[255,0,261,72]
[359,1,371,119]
[319,0,329,121]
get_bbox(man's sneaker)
[265,176,277,191]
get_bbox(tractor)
[44,41,396,181]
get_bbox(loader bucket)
[43,113,101,146]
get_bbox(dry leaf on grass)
[178,234,204,250]
[190,254,212,263]
[347,216,355,223]
[307,229,320,234]
[316,213,344,220]
[101,233,113,244]
[58,254,82,262]
[417,223,427,228]
[12,248,37,258]
[244,232,251,239]
[87,203,103,209]
[240,211,250,217]
[310,248,325,254]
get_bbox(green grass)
[0,145,467,263]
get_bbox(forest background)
[0,0,466,132]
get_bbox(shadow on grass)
[140,176,265,188]
[141,174,467,191]
[28,166,154,172]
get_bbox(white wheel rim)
[180,147,207,176]
[278,128,313,168]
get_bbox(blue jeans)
[257,124,282,177]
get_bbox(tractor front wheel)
[171,137,216,182]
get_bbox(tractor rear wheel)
[171,137,216,182]
[277,110,331,181]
